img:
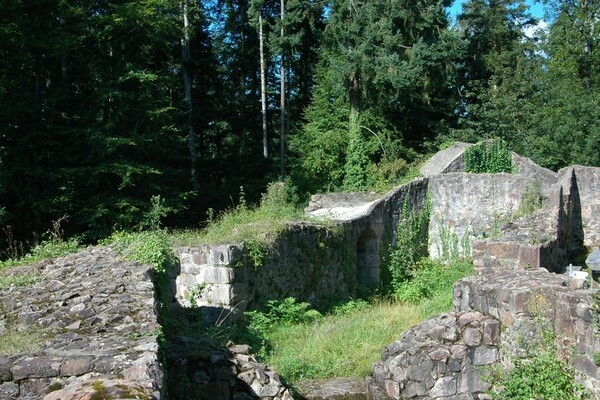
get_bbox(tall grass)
[259,258,473,384]
[171,181,305,246]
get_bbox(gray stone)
[0,356,13,382]
[12,356,62,380]
[586,250,600,271]
[295,377,367,400]
[473,347,498,366]
[60,356,94,377]
[430,376,457,398]
[463,328,482,347]
[403,380,429,398]
[0,381,19,399]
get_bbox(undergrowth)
[464,139,513,174]
[171,180,304,247]
[236,257,473,384]
[0,326,46,355]
[487,331,588,400]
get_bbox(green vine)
[464,139,513,174]
[384,197,431,294]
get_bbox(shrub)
[464,139,513,174]
[394,258,473,303]
[108,230,176,273]
[489,332,588,400]
[384,199,430,293]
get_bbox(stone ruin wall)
[3,144,600,400]
[369,269,599,400]
[174,179,429,323]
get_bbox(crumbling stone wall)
[369,269,600,399]
[0,247,163,399]
[175,179,429,322]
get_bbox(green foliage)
[384,199,431,293]
[0,326,45,356]
[464,139,513,174]
[107,230,177,273]
[516,181,543,217]
[139,195,172,231]
[0,274,40,289]
[343,111,373,191]
[436,223,472,263]
[330,298,370,316]
[171,180,304,246]
[489,332,588,400]
[247,298,322,332]
[188,284,207,308]
[245,240,267,269]
[394,258,473,304]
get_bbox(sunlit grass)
[264,290,456,383]
[0,328,45,355]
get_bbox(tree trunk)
[181,1,198,191]
[279,0,286,178]
[259,12,268,159]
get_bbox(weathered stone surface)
[0,382,19,399]
[420,142,471,177]
[60,356,94,377]
[295,377,367,400]
[0,247,165,399]
[12,356,62,380]
[586,249,600,271]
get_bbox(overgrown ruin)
[1,143,600,399]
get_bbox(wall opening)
[357,228,380,287]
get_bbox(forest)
[0,0,599,249]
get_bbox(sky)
[447,0,546,22]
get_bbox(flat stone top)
[461,268,587,293]
[420,142,471,177]
[0,246,161,387]
[306,198,380,221]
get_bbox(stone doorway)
[357,228,380,287]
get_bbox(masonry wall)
[428,173,540,259]
[174,179,430,322]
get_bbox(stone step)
[295,377,368,400]
[365,377,393,400]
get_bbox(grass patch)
[0,327,45,355]
[0,238,80,272]
[0,274,40,289]
[251,258,473,384]
[171,181,305,246]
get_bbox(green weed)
[0,327,45,355]
[464,139,513,174]
[488,331,588,399]
[171,180,305,247]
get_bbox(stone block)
[60,356,94,377]
[430,376,457,398]
[486,242,520,260]
[0,356,13,382]
[0,381,19,399]
[518,245,540,269]
[197,266,236,284]
[463,328,482,347]
[586,250,600,271]
[458,366,490,394]
[384,379,400,399]
[12,356,62,380]
[483,320,500,346]
[473,347,498,366]
[403,380,429,398]
[572,356,598,379]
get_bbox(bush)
[464,139,513,174]
[107,230,177,273]
[394,258,473,303]
[384,199,430,293]
[489,332,588,400]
